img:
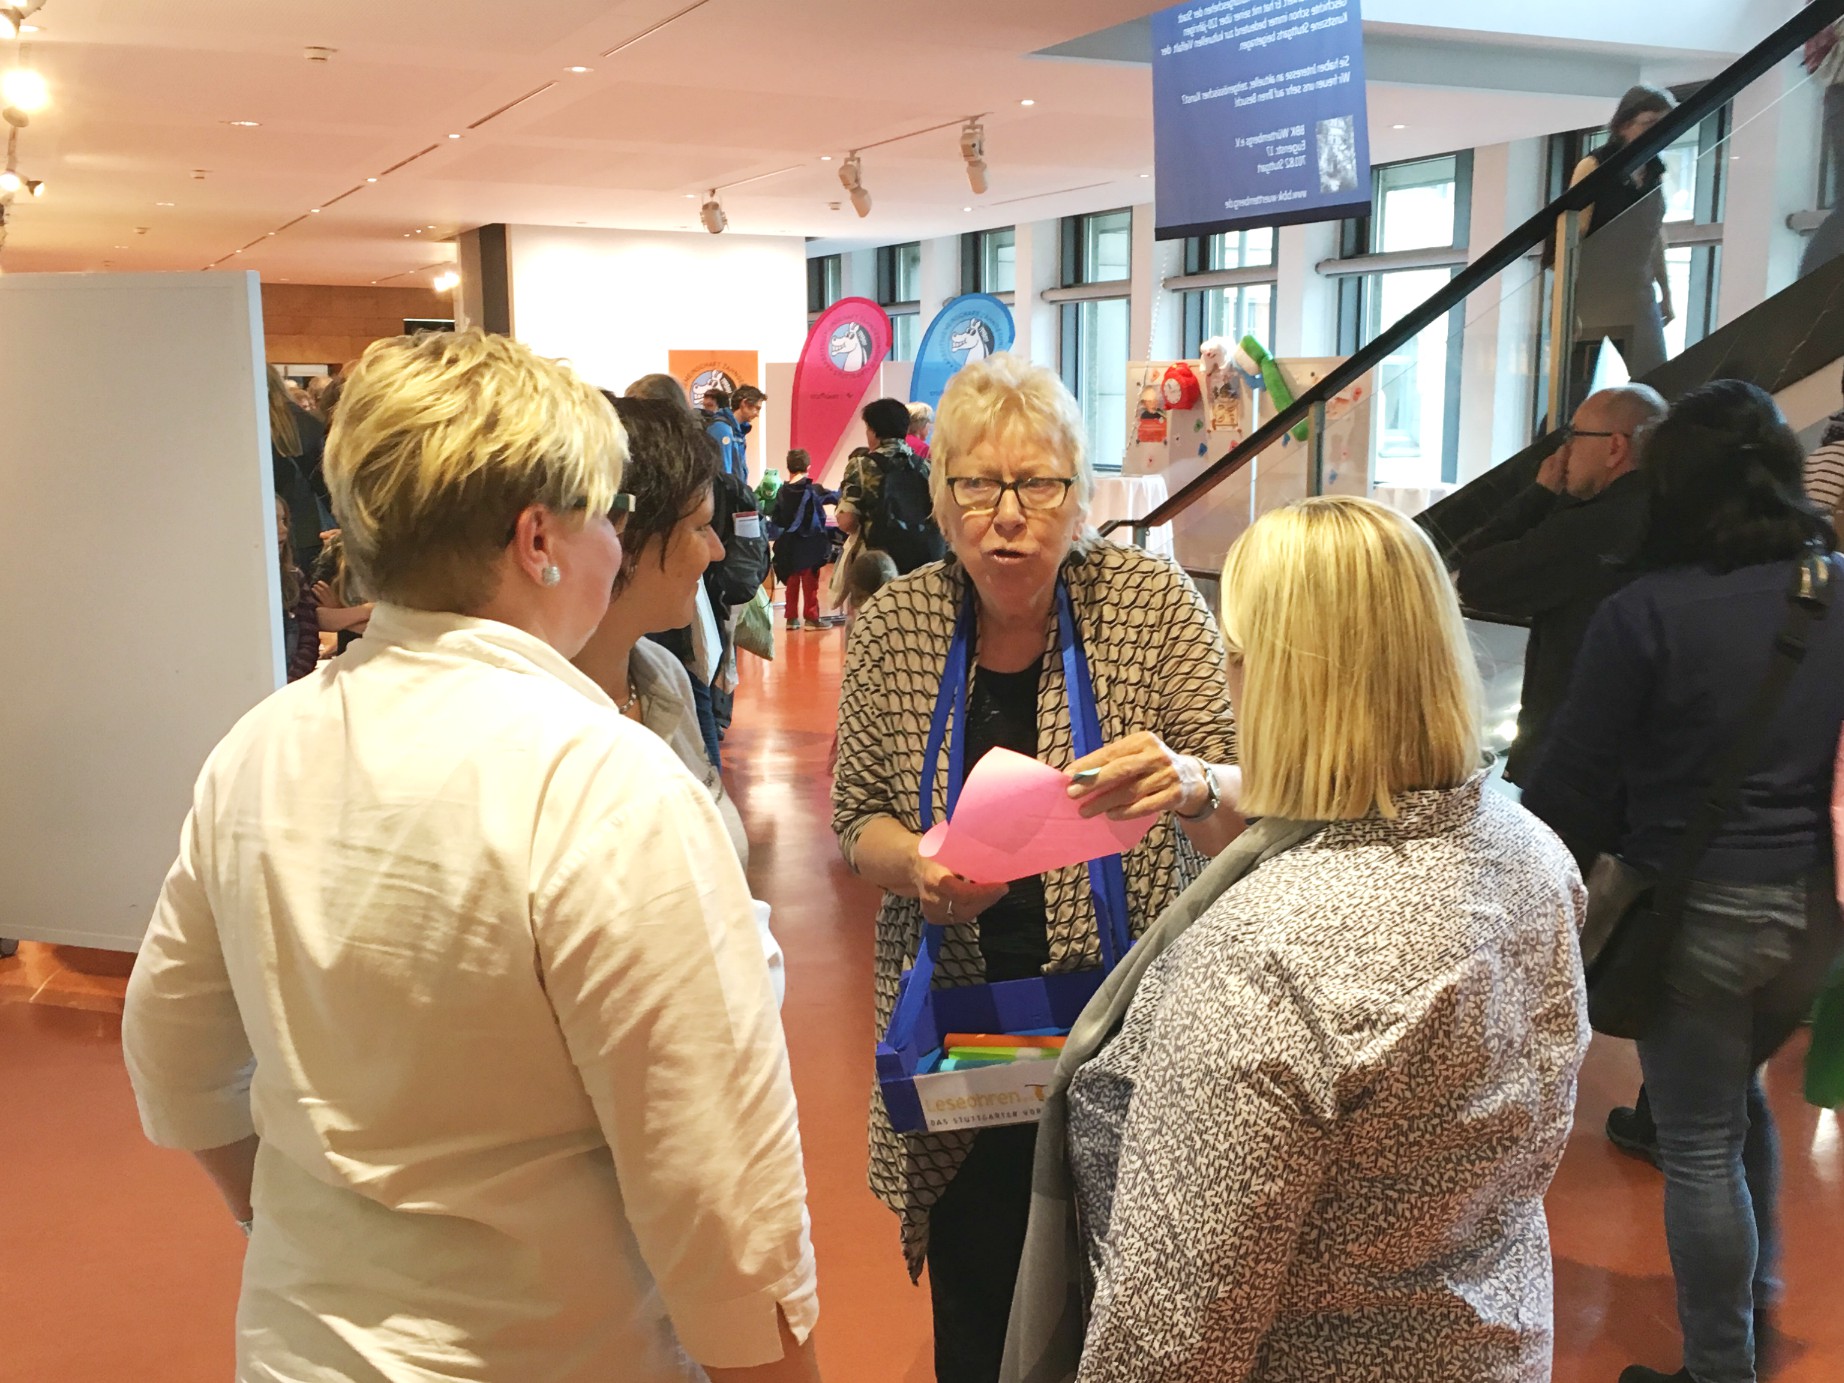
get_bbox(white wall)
[0,271,278,950]
[505,225,810,477]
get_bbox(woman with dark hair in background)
[1561,84,1678,397]
[267,366,329,576]
[1525,380,1844,1383]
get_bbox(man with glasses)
[1453,384,1666,787]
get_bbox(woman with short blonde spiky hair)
[124,329,823,1383]
[1015,496,1589,1383]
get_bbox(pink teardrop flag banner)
[791,297,892,481]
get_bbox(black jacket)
[1452,470,1649,784]
[705,467,769,608]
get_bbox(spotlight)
[432,270,459,292]
[0,168,19,195]
[960,118,987,195]
[839,153,871,218]
[700,190,726,234]
[1,67,49,114]
[26,177,41,197]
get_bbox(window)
[877,242,922,361]
[807,255,842,317]
[1333,154,1471,487]
[1058,210,1134,470]
[1179,226,1277,357]
[1539,100,1727,369]
[960,227,1016,295]
[1062,208,1133,288]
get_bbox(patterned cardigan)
[831,535,1238,1275]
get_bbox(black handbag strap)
[1656,552,1835,910]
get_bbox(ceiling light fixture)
[1,64,48,125]
[25,176,40,196]
[309,207,320,213]
[447,132,462,139]
[0,3,46,42]
[0,167,18,194]
[1391,123,1406,130]
[840,152,871,218]
[226,119,261,128]
[1019,98,1035,107]
[566,65,591,73]
[820,154,832,162]
[960,118,987,195]
[156,200,174,206]
[700,189,727,234]
[433,270,459,292]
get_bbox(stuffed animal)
[1236,335,1310,442]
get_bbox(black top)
[962,658,1050,981]
[1583,138,1666,240]
[1452,471,1650,784]
[1524,554,1844,882]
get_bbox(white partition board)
[0,271,279,950]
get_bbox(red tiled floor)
[1,622,1839,1382]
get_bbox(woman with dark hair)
[1562,83,1678,394]
[1524,379,1844,1383]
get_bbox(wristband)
[1180,763,1221,821]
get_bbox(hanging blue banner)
[909,293,1016,413]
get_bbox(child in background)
[276,498,320,681]
[839,547,898,633]
[906,402,934,461]
[769,449,840,631]
[829,547,901,771]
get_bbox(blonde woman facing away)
[122,331,821,1383]
[1008,497,1588,1383]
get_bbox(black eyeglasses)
[1560,426,1625,442]
[945,475,1077,513]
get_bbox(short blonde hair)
[931,353,1094,518]
[907,401,934,434]
[1220,496,1481,820]
[325,330,625,611]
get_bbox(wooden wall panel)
[260,282,452,367]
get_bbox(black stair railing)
[1106,0,1844,538]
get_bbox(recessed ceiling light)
[448,132,462,139]
[267,231,276,236]
[684,193,696,198]
[114,244,127,249]
[1139,172,1150,178]
[1019,98,1035,106]
[963,206,972,212]
[821,155,833,162]
[566,65,592,73]
[155,200,175,207]
[1391,123,1406,130]
[226,120,261,128]
[366,176,378,183]
[309,208,321,213]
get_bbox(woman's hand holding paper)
[1067,733,1211,821]
[912,851,1008,928]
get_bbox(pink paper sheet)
[919,748,1156,884]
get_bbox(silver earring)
[540,564,561,587]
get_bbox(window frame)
[876,241,923,361]
[1331,152,1475,486]
[1057,210,1135,472]
[806,254,842,320]
[960,227,1017,297]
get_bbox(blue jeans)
[1636,872,1840,1383]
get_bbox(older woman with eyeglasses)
[832,352,1240,1383]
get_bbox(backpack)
[867,447,945,575]
[707,468,770,606]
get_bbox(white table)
[1090,473,1176,561]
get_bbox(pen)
[1069,768,1101,789]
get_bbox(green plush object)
[1238,335,1310,442]
[754,470,782,509]
[1807,953,1844,1107]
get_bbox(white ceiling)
[0,0,1738,286]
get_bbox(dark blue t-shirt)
[1524,554,1844,882]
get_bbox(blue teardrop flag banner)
[909,294,1016,414]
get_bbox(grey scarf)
[999,815,1324,1383]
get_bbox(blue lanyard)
[918,575,1133,969]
